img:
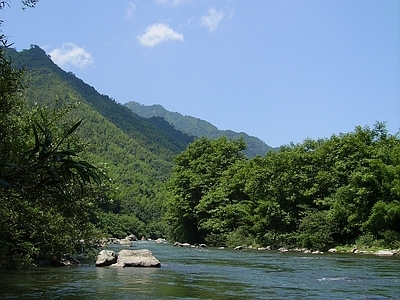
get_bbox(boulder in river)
[117,249,161,267]
[95,250,118,267]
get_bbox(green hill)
[6,46,194,157]
[125,101,278,157]
[4,45,195,238]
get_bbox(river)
[0,241,399,299]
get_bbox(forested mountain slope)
[6,46,194,158]
[125,100,278,157]
[3,45,195,238]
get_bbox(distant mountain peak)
[124,100,277,157]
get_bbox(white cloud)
[125,2,136,19]
[137,23,184,47]
[201,8,225,32]
[49,43,94,69]
[155,0,190,6]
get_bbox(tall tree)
[165,137,246,244]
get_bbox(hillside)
[125,101,278,157]
[6,46,194,158]
[3,45,195,238]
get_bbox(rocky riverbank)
[171,240,399,257]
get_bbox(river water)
[0,241,399,299]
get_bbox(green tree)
[165,137,246,244]
[196,159,252,246]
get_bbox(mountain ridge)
[124,100,278,157]
[5,45,194,158]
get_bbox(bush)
[297,211,335,251]
[204,233,227,247]
[226,227,256,248]
[354,233,377,250]
[380,230,400,249]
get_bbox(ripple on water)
[0,243,399,299]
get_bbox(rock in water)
[119,238,131,246]
[117,249,161,267]
[374,250,397,257]
[51,255,81,267]
[95,250,118,267]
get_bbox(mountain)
[3,45,272,239]
[124,101,278,157]
[3,45,195,238]
[5,46,194,158]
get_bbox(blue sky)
[2,0,399,147]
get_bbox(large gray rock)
[95,250,118,267]
[117,249,161,267]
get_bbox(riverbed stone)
[119,238,131,246]
[51,255,81,267]
[95,250,118,267]
[374,250,397,256]
[126,234,138,241]
[110,261,126,268]
[117,249,161,267]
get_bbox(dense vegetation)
[3,45,196,243]
[0,39,193,267]
[1,1,398,269]
[125,100,277,157]
[165,126,400,251]
[0,45,108,267]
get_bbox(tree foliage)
[165,124,400,250]
[165,137,247,244]
[0,46,108,267]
